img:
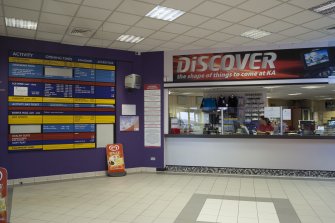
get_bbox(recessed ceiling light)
[241,29,271,39]
[324,98,333,100]
[288,93,302,96]
[310,0,335,15]
[266,96,272,99]
[301,86,325,89]
[116,35,144,43]
[5,17,38,30]
[263,86,281,89]
[146,5,185,21]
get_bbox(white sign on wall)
[264,107,281,118]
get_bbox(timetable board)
[8,51,116,151]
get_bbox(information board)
[8,51,116,151]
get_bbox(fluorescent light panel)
[288,93,302,96]
[5,17,37,30]
[146,5,185,21]
[241,29,271,39]
[301,86,325,89]
[310,1,335,15]
[263,86,281,89]
[117,35,144,43]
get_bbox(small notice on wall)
[144,84,161,148]
[122,104,136,116]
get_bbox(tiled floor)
[9,173,335,223]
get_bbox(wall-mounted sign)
[106,144,126,177]
[173,47,335,82]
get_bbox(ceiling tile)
[116,0,155,16]
[70,18,103,30]
[211,0,247,6]
[205,32,233,41]
[152,46,174,51]
[56,0,82,4]
[277,37,302,44]
[0,9,2,17]
[259,33,288,42]
[82,0,123,10]
[191,1,230,17]
[262,4,303,19]
[135,18,169,30]
[282,10,322,25]
[239,15,275,28]
[161,0,205,11]
[210,41,236,48]
[192,38,217,47]
[93,31,120,40]
[174,13,209,26]
[221,24,253,35]
[198,19,232,31]
[261,20,295,32]
[101,22,130,34]
[129,44,155,52]
[139,38,165,47]
[42,0,79,16]
[160,23,193,34]
[126,27,155,37]
[36,31,63,42]
[85,38,112,47]
[238,0,281,13]
[288,0,330,9]
[225,36,251,44]
[302,17,335,30]
[139,0,164,4]
[242,40,268,46]
[108,12,141,26]
[76,6,111,21]
[37,23,68,34]
[279,26,311,36]
[161,41,184,49]
[149,31,178,40]
[109,41,134,50]
[172,35,198,44]
[4,6,39,21]
[296,31,327,40]
[183,27,213,38]
[0,26,6,34]
[216,8,254,23]
[39,13,72,26]
[0,18,4,26]
[7,27,36,39]
[62,35,89,45]
[3,0,42,10]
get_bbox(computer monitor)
[328,120,335,128]
[303,48,329,69]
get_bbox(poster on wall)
[120,116,139,131]
[144,84,161,148]
[8,51,116,151]
[173,47,335,82]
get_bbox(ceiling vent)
[69,27,92,37]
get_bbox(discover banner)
[173,47,335,82]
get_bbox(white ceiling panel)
[198,19,232,31]
[222,24,253,35]
[191,1,231,17]
[62,35,89,45]
[172,35,198,44]
[93,31,120,40]
[7,27,36,39]
[239,15,275,28]
[174,13,209,27]
[277,37,301,44]
[108,12,141,26]
[238,0,281,13]
[225,36,251,44]
[259,33,288,42]
[302,17,335,30]
[0,17,4,26]
[149,31,178,41]
[210,41,236,48]
[56,0,82,4]
[70,18,103,30]
[282,10,322,25]
[205,32,233,41]
[216,8,254,23]
[296,31,327,41]
[139,0,164,4]
[139,38,166,47]
[126,27,155,37]
[101,22,130,34]
[42,0,79,16]
[129,43,155,52]
[288,0,330,9]
[0,8,2,16]
[85,38,112,47]
[135,18,169,30]
[36,31,63,42]
[39,13,72,26]
[37,23,68,34]
[161,0,205,11]
[192,38,217,47]
[116,0,155,16]
[152,46,174,51]
[183,27,213,38]
[82,0,123,10]
[76,6,111,21]
[3,0,43,10]
[109,41,134,50]
[261,20,295,32]
[4,6,40,21]
[211,0,248,6]
[242,39,268,46]
[160,23,193,34]
[180,44,207,50]
[279,26,311,36]
[161,41,184,49]
[262,4,303,19]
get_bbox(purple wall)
[0,36,164,179]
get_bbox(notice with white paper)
[283,109,291,120]
[122,104,136,115]
[14,86,28,96]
